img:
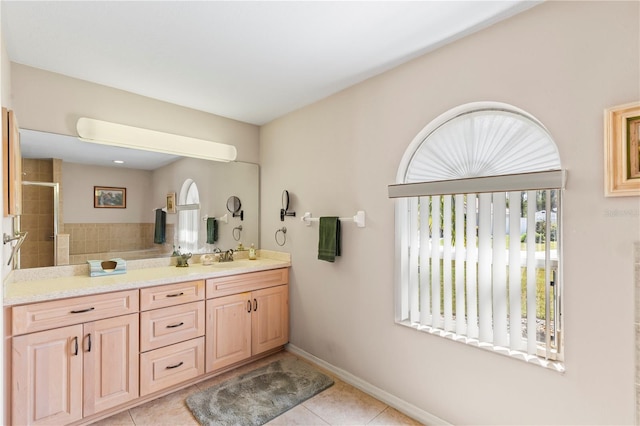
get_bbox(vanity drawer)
[140,301,205,352]
[206,268,289,298]
[12,290,139,335]
[140,280,204,311]
[140,337,204,396]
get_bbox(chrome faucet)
[219,249,234,262]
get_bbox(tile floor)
[91,350,421,426]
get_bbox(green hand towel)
[318,217,341,262]
[154,209,166,244]
[206,217,218,244]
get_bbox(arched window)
[178,179,200,253]
[389,102,566,370]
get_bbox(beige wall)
[62,163,153,223]
[10,64,260,164]
[260,2,640,424]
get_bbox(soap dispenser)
[249,243,256,260]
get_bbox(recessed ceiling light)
[113,160,124,164]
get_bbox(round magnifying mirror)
[281,190,290,211]
[227,196,241,214]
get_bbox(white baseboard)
[285,344,452,426]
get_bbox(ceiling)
[2,1,538,127]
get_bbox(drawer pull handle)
[166,322,184,329]
[247,300,251,313]
[73,336,79,356]
[166,361,184,369]
[253,298,258,312]
[166,292,184,298]
[70,307,95,314]
[87,333,92,352]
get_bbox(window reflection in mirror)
[18,129,259,269]
[178,179,200,253]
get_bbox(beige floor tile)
[369,406,423,425]
[303,379,387,425]
[129,385,200,426]
[89,410,135,426]
[266,404,330,425]
[92,351,423,426]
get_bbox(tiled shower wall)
[66,222,174,264]
[19,158,62,268]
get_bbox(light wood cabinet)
[12,289,138,335]
[2,107,22,217]
[205,282,288,372]
[252,285,289,355]
[206,292,252,371]
[140,280,204,311]
[9,267,289,425]
[140,336,205,396]
[12,324,83,425]
[12,313,138,425]
[139,281,206,396]
[83,314,139,416]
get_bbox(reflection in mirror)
[226,195,243,220]
[18,129,259,269]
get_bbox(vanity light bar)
[76,117,237,163]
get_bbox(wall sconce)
[280,190,296,221]
[76,117,237,162]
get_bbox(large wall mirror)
[18,129,259,269]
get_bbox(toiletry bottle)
[249,243,256,260]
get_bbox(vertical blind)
[401,186,561,359]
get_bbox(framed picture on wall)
[605,101,640,197]
[94,186,126,208]
[166,192,176,214]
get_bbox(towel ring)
[275,227,287,246]
[232,225,243,241]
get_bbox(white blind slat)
[419,197,431,325]
[508,192,524,351]
[431,196,442,329]
[492,192,508,347]
[454,194,467,336]
[526,190,537,354]
[443,195,453,331]
[478,193,493,342]
[466,194,478,338]
[409,198,420,324]
[544,191,552,359]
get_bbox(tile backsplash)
[65,222,174,264]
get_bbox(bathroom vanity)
[4,251,290,425]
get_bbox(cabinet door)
[252,285,289,355]
[83,314,139,416]
[12,324,83,425]
[205,292,251,372]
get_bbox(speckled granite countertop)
[4,250,291,306]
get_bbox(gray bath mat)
[186,357,334,425]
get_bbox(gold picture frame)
[94,186,126,208]
[166,192,176,214]
[604,101,640,197]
